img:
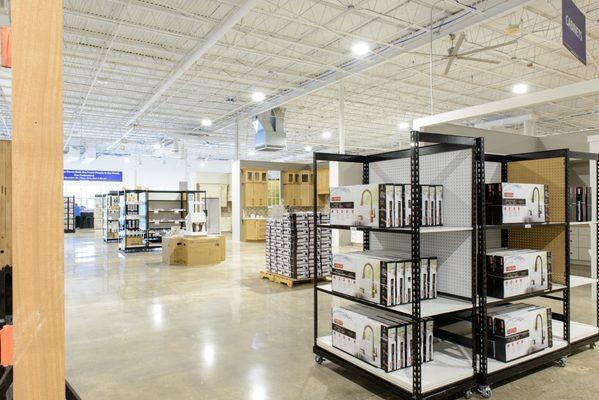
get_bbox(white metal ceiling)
[2,0,599,162]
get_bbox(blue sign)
[64,169,123,182]
[562,0,586,65]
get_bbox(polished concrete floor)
[65,230,599,400]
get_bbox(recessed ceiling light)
[512,83,529,94]
[322,131,332,139]
[201,118,212,127]
[398,121,410,130]
[124,158,130,164]
[248,149,256,156]
[200,160,207,167]
[251,91,265,102]
[304,146,312,152]
[352,41,370,56]
[153,143,161,150]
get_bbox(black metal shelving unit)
[118,189,207,253]
[312,131,485,400]
[103,191,120,242]
[145,190,206,248]
[477,149,599,395]
[63,196,75,233]
[118,189,147,253]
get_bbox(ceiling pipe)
[125,0,258,126]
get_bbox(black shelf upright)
[312,131,486,400]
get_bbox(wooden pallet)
[259,270,328,288]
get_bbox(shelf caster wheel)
[464,390,473,399]
[315,355,325,365]
[558,357,567,368]
[478,385,492,399]
[590,343,596,350]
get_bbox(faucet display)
[362,263,377,298]
[531,187,542,218]
[360,189,375,223]
[534,313,546,345]
[533,254,545,286]
[362,325,377,362]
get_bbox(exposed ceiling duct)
[252,107,287,152]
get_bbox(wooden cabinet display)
[282,169,313,207]
[242,169,268,207]
[243,219,266,241]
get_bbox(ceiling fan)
[443,32,517,75]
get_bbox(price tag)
[525,224,531,229]
[350,226,357,232]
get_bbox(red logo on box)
[334,263,343,269]
[508,327,517,334]
[504,192,514,198]
[332,196,341,201]
[334,319,344,326]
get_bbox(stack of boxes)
[332,304,434,372]
[332,250,437,306]
[569,186,593,222]
[265,212,331,279]
[487,303,553,362]
[485,183,549,224]
[487,249,551,298]
[330,184,443,228]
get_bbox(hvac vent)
[253,107,286,152]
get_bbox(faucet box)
[487,249,551,297]
[399,185,443,227]
[330,184,397,228]
[488,305,552,362]
[332,252,397,306]
[486,183,549,224]
[332,304,433,372]
[333,251,437,306]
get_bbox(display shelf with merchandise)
[313,131,485,400]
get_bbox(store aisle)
[64,231,599,400]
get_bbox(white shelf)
[570,221,598,226]
[318,284,473,317]
[552,320,599,343]
[316,336,473,393]
[487,283,566,304]
[570,275,599,287]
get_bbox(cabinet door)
[254,183,268,206]
[243,183,254,207]
[317,168,329,195]
[258,221,266,240]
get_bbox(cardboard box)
[486,183,549,224]
[489,305,552,362]
[332,304,433,372]
[487,249,551,297]
[330,184,396,228]
[332,252,396,306]
[162,235,226,266]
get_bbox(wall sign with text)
[64,169,123,182]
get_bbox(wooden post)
[11,0,65,398]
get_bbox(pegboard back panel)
[507,226,566,284]
[369,149,472,227]
[367,149,475,299]
[370,231,473,298]
[507,157,566,222]
[485,161,502,184]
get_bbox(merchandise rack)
[146,190,206,248]
[118,189,207,253]
[103,191,120,242]
[312,131,485,400]
[118,189,148,253]
[478,149,599,393]
[63,195,75,233]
